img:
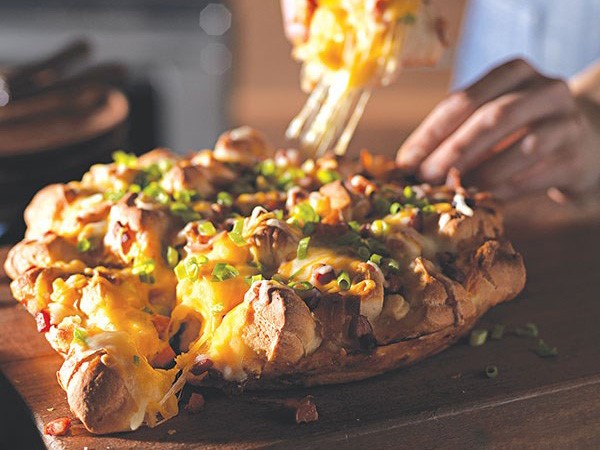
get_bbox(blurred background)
[0,0,466,244]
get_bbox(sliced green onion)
[73,327,88,345]
[158,159,173,174]
[217,191,234,207]
[389,202,402,214]
[292,202,320,224]
[228,218,246,247]
[132,258,156,276]
[112,150,137,167]
[104,189,126,202]
[257,159,276,177]
[371,220,390,238]
[77,237,92,253]
[297,237,310,260]
[166,246,179,268]
[128,184,142,194]
[170,202,201,222]
[289,281,313,291]
[515,322,539,338]
[469,328,488,347]
[357,246,371,261]
[212,263,239,282]
[348,221,361,232]
[422,204,436,214]
[485,365,498,379]
[133,355,141,366]
[143,182,170,205]
[271,274,287,284]
[198,221,217,236]
[403,186,415,200]
[245,274,263,286]
[142,164,162,184]
[369,253,383,265]
[490,324,505,340]
[274,209,284,220]
[337,271,351,291]
[535,339,558,357]
[316,168,340,184]
[173,188,197,204]
[385,258,401,272]
[174,261,187,280]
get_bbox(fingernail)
[396,148,419,168]
[418,165,443,183]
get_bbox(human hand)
[397,58,600,199]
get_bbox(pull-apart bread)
[5,127,525,434]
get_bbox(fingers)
[397,58,540,170]
[468,115,582,189]
[491,155,578,200]
[417,78,576,183]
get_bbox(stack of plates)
[0,41,129,244]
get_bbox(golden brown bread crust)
[57,350,138,434]
[5,126,526,433]
[229,238,525,389]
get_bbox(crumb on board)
[167,429,177,435]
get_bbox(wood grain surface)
[1,222,599,449]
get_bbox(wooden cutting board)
[1,223,600,450]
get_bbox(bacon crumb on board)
[44,417,71,436]
[184,392,206,414]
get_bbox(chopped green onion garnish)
[403,186,415,200]
[534,339,558,358]
[369,253,383,265]
[173,189,197,204]
[357,246,371,261]
[170,202,201,222]
[228,218,246,246]
[212,263,239,282]
[104,189,126,202]
[485,365,498,379]
[132,258,156,276]
[73,327,88,345]
[490,324,505,340]
[158,159,173,174]
[297,237,310,260]
[469,328,488,346]
[245,274,263,286]
[371,220,389,238]
[77,237,92,253]
[515,322,539,338]
[337,271,351,291]
[271,274,287,284]
[112,150,137,167]
[385,258,400,272]
[142,182,170,204]
[257,159,276,177]
[348,221,361,232]
[292,202,320,225]
[198,221,217,236]
[422,204,436,214]
[133,355,140,366]
[166,246,179,268]
[390,202,402,214]
[128,184,142,193]
[289,281,313,291]
[274,209,284,220]
[217,191,234,207]
[316,168,340,184]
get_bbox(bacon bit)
[312,264,335,285]
[407,210,424,232]
[283,396,319,424]
[35,310,51,333]
[151,314,170,338]
[44,417,71,436]
[184,393,205,414]
[190,354,214,376]
[349,315,377,351]
[151,345,176,368]
[120,225,135,255]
